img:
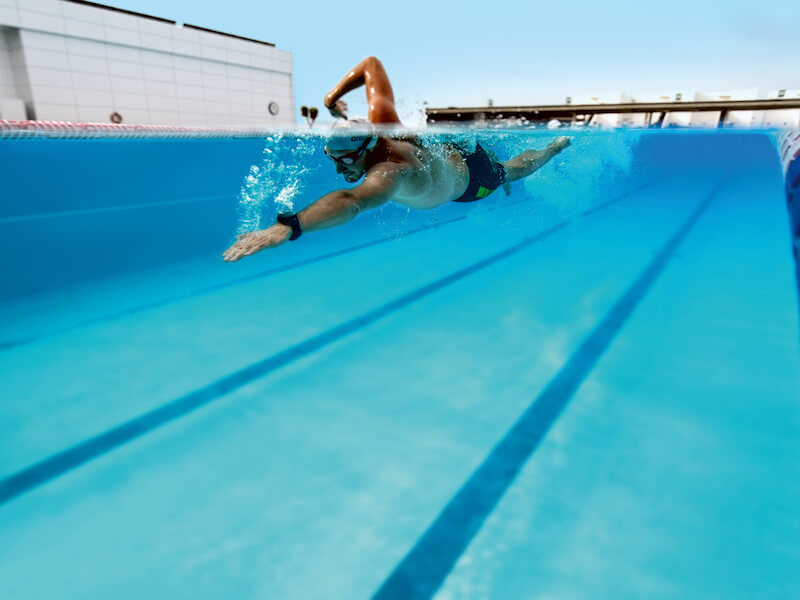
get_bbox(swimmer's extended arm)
[223,168,401,262]
[295,168,400,231]
[324,56,401,124]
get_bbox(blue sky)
[114,0,799,124]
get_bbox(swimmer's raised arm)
[324,56,401,125]
[223,167,402,262]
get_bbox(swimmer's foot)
[549,136,571,154]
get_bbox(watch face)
[268,102,279,116]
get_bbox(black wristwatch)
[276,212,302,241]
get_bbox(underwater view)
[1,127,799,598]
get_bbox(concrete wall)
[0,0,294,127]
[0,27,15,98]
[0,26,32,119]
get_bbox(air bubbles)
[235,134,326,234]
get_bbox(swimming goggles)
[324,136,373,165]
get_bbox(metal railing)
[426,99,800,127]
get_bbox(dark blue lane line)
[0,218,470,352]
[0,181,646,507]
[0,181,658,353]
[370,177,727,600]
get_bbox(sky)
[110,0,800,125]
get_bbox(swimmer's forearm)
[297,190,361,232]
[324,56,379,108]
[223,192,358,261]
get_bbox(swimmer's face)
[325,148,370,183]
[324,135,375,183]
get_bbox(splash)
[519,130,643,218]
[235,133,324,234]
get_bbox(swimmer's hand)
[327,99,348,120]
[223,224,291,262]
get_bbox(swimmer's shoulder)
[379,137,426,165]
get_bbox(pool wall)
[0,136,266,300]
[777,130,800,309]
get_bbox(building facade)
[0,0,294,127]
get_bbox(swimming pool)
[1,125,798,598]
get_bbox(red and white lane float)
[0,119,273,140]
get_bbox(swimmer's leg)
[502,136,571,182]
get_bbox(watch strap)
[276,212,302,241]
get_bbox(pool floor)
[1,163,799,598]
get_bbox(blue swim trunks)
[453,143,507,203]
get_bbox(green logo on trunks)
[476,186,494,199]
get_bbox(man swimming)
[223,56,570,262]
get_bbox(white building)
[0,0,294,127]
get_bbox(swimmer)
[224,56,570,262]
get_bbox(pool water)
[0,128,798,599]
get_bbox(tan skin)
[224,56,570,262]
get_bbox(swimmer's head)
[324,119,378,183]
